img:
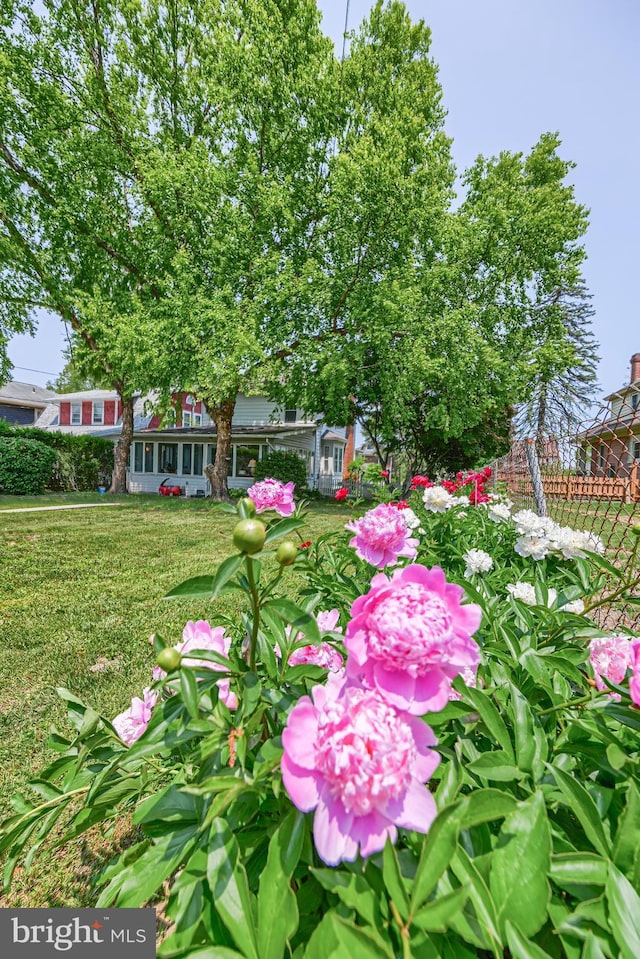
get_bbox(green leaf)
[180,668,200,720]
[451,848,503,953]
[303,913,394,959]
[264,516,308,545]
[458,789,518,829]
[98,825,199,907]
[410,802,463,912]
[460,686,515,760]
[507,682,536,774]
[550,853,608,888]
[606,863,640,959]
[311,869,382,928]
[257,811,305,959]
[548,765,611,857]
[207,819,259,959]
[489,791,551,939]
[263,598,321,646]
[411,885,470,932]
[467,752,526,782]
[613,780,640,873]
[163,575,215,600]
[505,921,555,958]
[382,837,410,919]
[211,554,244,599]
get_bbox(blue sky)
[8,0,639,399]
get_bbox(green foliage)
[254,451,307,490]
[2,489,640,956]
[0,436,56,494]
[0,421,113,490]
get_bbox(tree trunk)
[535,385,548,461]
[205,398,236,500]
[109,395,134,494]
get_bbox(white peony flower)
[488,502,512,523]
[551,526,591,560]
[401,507,421,530]
[463,548,494,576]
[514,535,552,561]
[422,485,454,512]
[513,510,557,538]
[560,598,586,615]
[506,582,537,605]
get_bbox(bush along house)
[36,390,349,495]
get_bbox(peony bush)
[2,476,640,958]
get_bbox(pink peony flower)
[156,620,238,710]
[345,565,482,714]
[276,610,344,672]
[281,672,440,865]
[289,644,344,671]
[247,478,295,516]
[630,640,640,706]
[112,687,158,745]
[449,666,481,702]
[589,635,633,697]
[346,503,418,568]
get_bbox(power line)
[12,365,58,377]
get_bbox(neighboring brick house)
[577,353,640,478]
[36,389,347,494]
[0,381,56,425]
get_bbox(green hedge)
[254,449,307,490]
[0,437,57,495]
[0,421,114,491]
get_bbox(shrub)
[0,424,114,490]
[0,437,57,494]
[254,449,307,489]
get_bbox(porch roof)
[96,424,317,439]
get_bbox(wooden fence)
[505,462,640,504]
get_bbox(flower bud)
[276,540,298,566]
[156,647,182,673]
[233,518,266,554]
[238,496,257,518]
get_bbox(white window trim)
[70,402,81,425]
[92,401,104,425]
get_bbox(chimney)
[632,353,640,385]
[343,424,355,478]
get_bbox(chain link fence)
[489,395,640,631]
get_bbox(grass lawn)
[0,494,351,906]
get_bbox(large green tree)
[0,0,453,496]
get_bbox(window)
[333,446,344,475]
[634,442,640,462]
[207,444,232,475]
[598,445,606,471]
[158,442,179,473]
[193,413,202,426]
[71,402,81,425]
[236,444,260,477]
[182,411,192,427]
[321,443,331,474]
[284,409,297,424]
[632,393,639,412]
[182,444,192,475]
[133,442,155,473]
[92,401,104,425]
[193,444,203,475]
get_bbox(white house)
[36,390,349,495]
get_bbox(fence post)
[631,461,640,503]
[525,439,548,517]
[566,474,574,501]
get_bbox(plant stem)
[538,693,592,716]
[246,556,260,671]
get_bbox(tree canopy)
[0,0,594,492]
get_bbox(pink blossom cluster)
[277,609,344,672]
[345,502,418,569]
[113,620,237,746]
[247,478,295,516]
[282,564,482,864]
[589,634,640,703]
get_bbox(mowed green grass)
[0,495,351,906]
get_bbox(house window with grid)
[598,444,606,471]
[182,411,192,427]
[284,409,297,424]
[634,441,640,462]
[133,442,154,473]
[333,445,344,475]
[632,392,639,412]
[70,402,81,425]
[92,401,104,425]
